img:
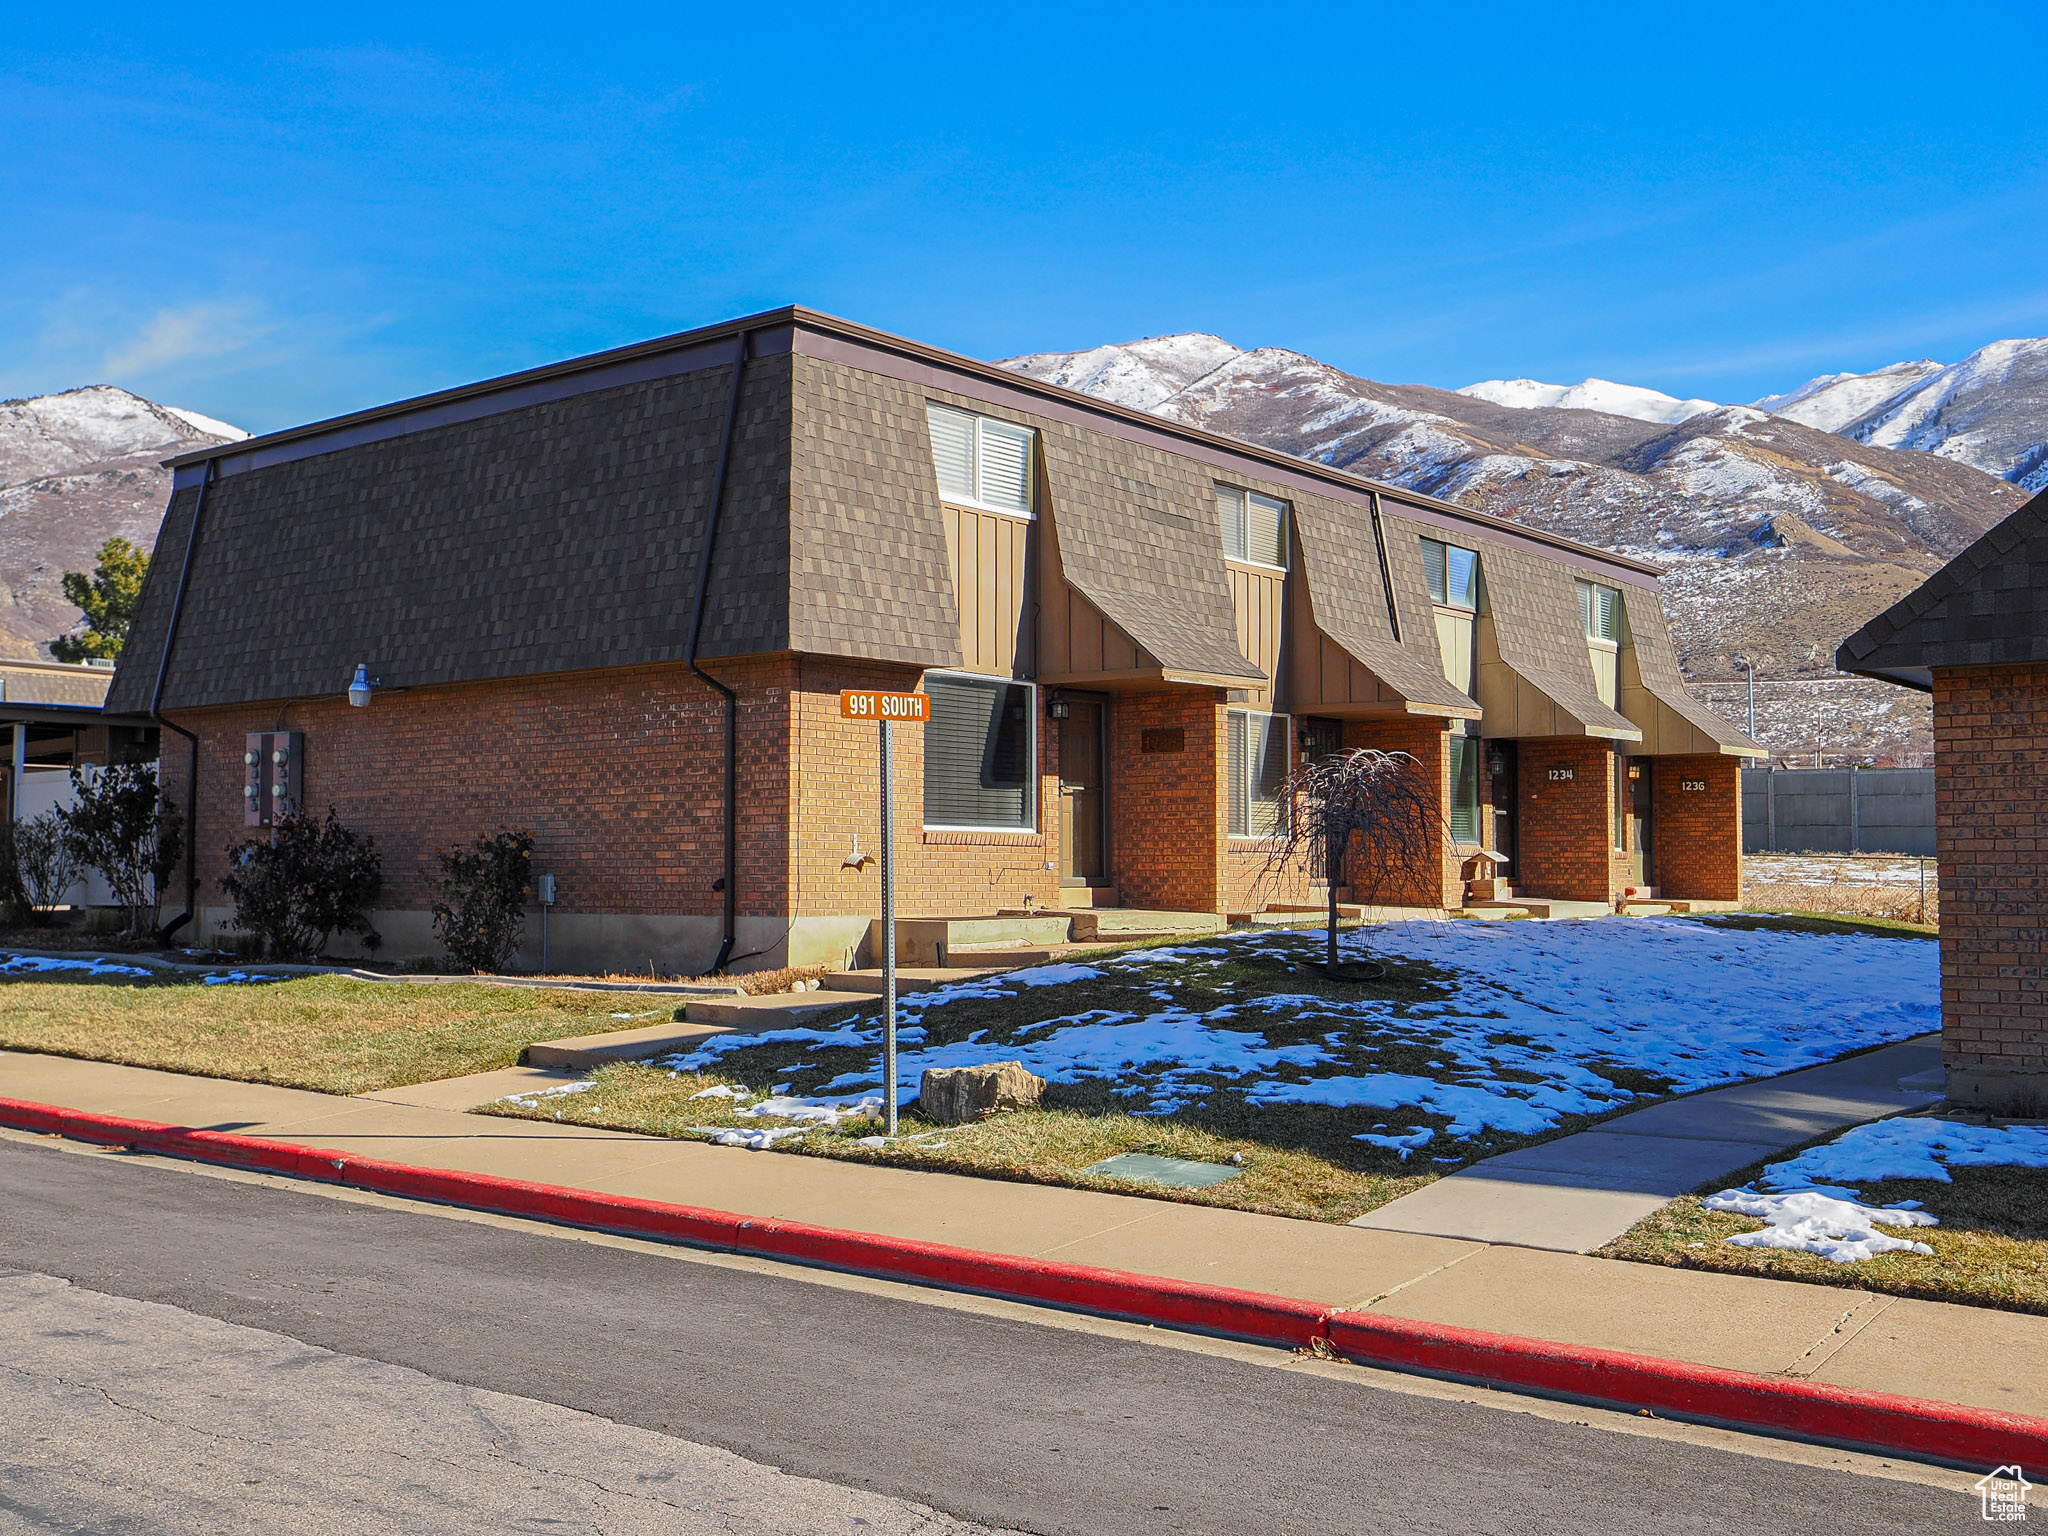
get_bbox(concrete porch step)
[1068,909,1224,942]
[887,915,1075,965]
[1463,897,1613,920]
[1055,886,1121,909]
[822,967,999,993]
[1619,900,1679,916]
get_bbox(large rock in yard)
[919,1061,1045,1124]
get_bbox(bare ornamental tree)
[1261,748,1445,979]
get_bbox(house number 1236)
[1547,768,1575,782]
[1682,779,1707,792]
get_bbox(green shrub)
[12,811,79,921]
[58,763,182,935]
[432,829,534,974]
[221,808,382,961]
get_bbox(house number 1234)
[1547,768,1575,782]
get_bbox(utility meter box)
[244,732,304,828]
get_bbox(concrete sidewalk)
[1354,1037,1945,1252]
[3,1047,2039,1427]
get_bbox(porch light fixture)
[348,664,377,708]
[1048,698,1071,721]
[1487,750,1506,778]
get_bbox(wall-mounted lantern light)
[1048,698,1071,721]
[1487,750,1506,778]
[348,664,376,708]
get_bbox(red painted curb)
[5,1094,2042,1467]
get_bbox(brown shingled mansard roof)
[1838,484,2048,691]
[114,306,1674,716]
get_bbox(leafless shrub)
[1260,749,1445,974]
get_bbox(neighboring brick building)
[1840,486,2048,1114]
[109,307,1759,972]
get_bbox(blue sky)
[4,5,2042,434]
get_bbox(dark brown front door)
[1490,741,1517,874]
[1059,700,1106,884]
[1628,759,1654,886]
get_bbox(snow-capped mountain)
[1002,335,2030,764]
[0,385,245,660]
[1457,377,1720,425]
[1755,339,2048,492]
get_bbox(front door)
[1489,741,1517,875]
[1059,699,1106,884]
[1628,759,1654,886]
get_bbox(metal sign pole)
[880,716,897,1136]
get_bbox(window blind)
[1216,486,1248,562]
[1227,710,1248,835]
[1423,539,1448,604]
[924,676,1033,829]
[927,405,976,503]
[1246,492,1287,568]
[977,420,1033,513]
[1576,580,1620,641]
[1449,737,1480,842]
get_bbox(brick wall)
[161,658,795,923]
[786,659,1061,921]
[1649,754,1742,903]
[1516,738,1616,903]
[1932,663,2048,1112]
[1340,716,1459,909]
[1112,690,1227,913]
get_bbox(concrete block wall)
[1932,662,2048,1113]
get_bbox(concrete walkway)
[2,1045,2038,1427]
[1353,1037,1944,1252]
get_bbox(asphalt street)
[0,1134,1983,1535]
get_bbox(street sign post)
[840,690,928,1134]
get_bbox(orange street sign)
[840,689,930,722]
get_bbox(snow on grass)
[1,953,281,985]
[1760,1116,2048,1188]
[1702,1116,2048,1262]
[651,917,1935,1151]
[1703,1187,1937,1263]
[2,954,154,979]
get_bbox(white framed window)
[922,672,1036,831]
[1576,579,1622,705]
[1217,485,1289,569]
[1576,579,1620,642]
[1422,538,1477,610]
[1227,708,1291,838]
[926,404,1035,517]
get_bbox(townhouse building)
[109,307,1761,971]
[1840,485,2048,1114]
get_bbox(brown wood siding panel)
[1226,563,1285,709]
[942,504,1030,676]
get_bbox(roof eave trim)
[1842,664,1934,694]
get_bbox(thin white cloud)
[100,301,275,378]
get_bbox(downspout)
[1367,491,1402,643]
[685,330,752,972]
[149,457,217,943]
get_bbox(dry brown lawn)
[0,973,669,1095]
[481,1060,1435,1223]
[1600,1163,2048,1315]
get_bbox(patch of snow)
[163,405,248,441]
[1458,377,1722,425]
[1758,1116,2048,1187]
[711,1126,809,1150]
[1010,963,1103,987]
[1703,1186,1936,1263]
[689,1084,753,1101]
[1352,1126,1436,1157]
[498,1081,595,1106]
[199,970,280,985]
[0,954,153,978]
